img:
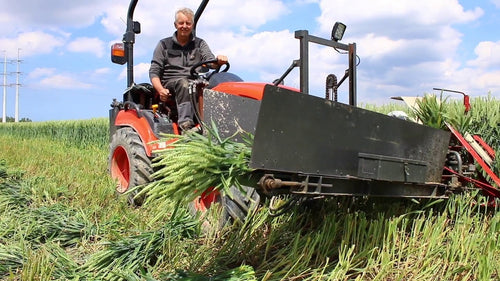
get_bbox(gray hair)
[175,7,194,23]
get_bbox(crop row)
[0,118,109,149]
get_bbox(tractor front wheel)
[108,127,152,206]
[191,185,261,229]
[220,185,261,225]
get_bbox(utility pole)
[2,51,6,123]
[13,49,22,122]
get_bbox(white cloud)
[296,0,319,4]
[0,0,108,29]
[28,68,56,79]
[475,70,500,91]
[119,63,151,83]
[67,37,106,58]
[100,2,131,37]
[38,74,93,90]
[211,30,297,77]
[492,0,500,8]
[0,31,66,58]
[314,0,481,68]
[94,68,111,75]
[467,40,500,69]
[28,67,93,90]
[134,63,152,81]
[317,0,482,33]
[200,0,289,29]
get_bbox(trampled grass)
[0,96,499,280]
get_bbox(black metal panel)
[357,153,427,183]
[250,85,451,183]
[203,89,261,140]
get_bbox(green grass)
[0,97,499,280]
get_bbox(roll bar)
[123,0,139,87]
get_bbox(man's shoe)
[179,120,194,131]
[180,120,201,134]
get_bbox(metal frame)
[294,30,357,106]
[123,0,139,87]
[257,174,450,199]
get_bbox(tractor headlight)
[331,22,346,42]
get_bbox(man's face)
[174,12,193,38]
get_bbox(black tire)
[220,185,261,226]
[108,127,153,206]
[188,185,261,231]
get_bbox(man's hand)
[216,54,228,66]
[151,76,170,102]
[158,88,171,102]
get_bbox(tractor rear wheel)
[108,127,152,206]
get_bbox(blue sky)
[0,0,499,122]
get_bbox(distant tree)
[4,116,32,122]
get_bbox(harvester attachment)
[250,85,452,198]
[203,88,261,141]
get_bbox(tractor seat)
[124,83,155,109]
[124,83,178,121]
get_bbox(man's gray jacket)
[149,32,216,85]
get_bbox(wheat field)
[0,96,499,280]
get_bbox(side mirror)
[111,43,126,65]
[331,22,346,42]
[133,21,141,34]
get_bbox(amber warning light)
[111,43,126,65]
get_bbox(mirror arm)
[273,60,300,86]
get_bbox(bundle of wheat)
[137,123,254,206]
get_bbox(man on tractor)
[149,7,228,133]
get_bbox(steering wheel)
[189,59,230,80]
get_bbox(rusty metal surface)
[202,89,261,140]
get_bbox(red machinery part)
[110,145,130,192]
[114,110,159,156]
[446,123,500,195]
[192,187,220,211]
[472,135,496,159]
[212,82,299,101]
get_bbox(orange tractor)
[108,0,499,221]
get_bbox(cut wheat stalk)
[136,122,254,206]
